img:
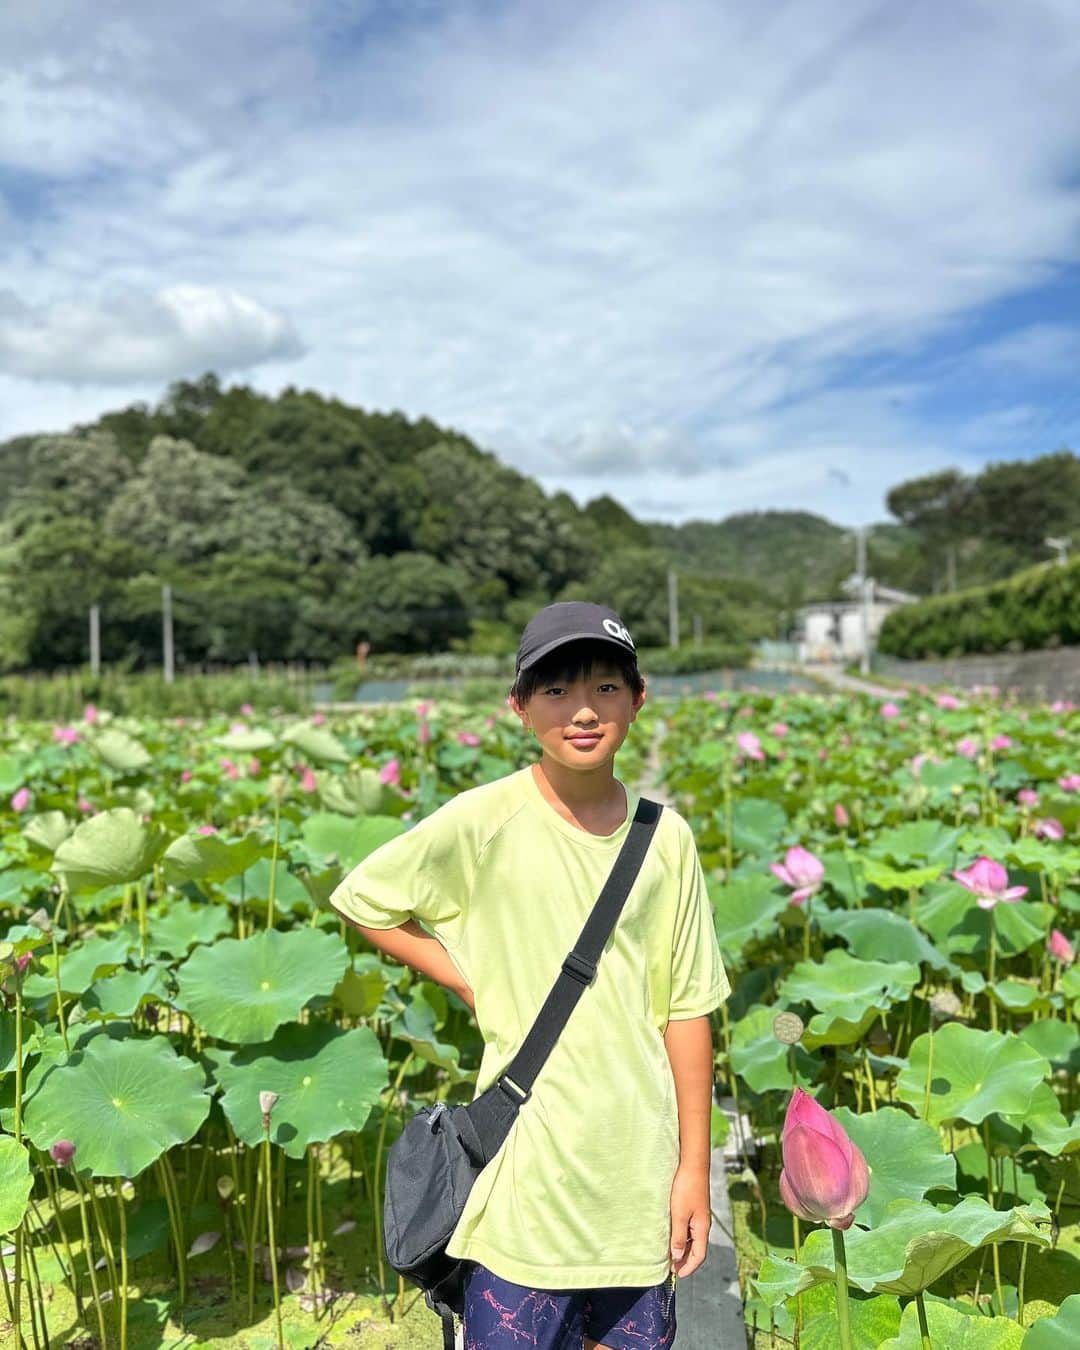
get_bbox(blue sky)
[2,0,1080,526]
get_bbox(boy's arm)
[340,913,475,1011]
[662,1015,714,1175]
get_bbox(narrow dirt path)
[808,661,909,699]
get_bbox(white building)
[796,580,919,664]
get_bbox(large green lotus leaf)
[821,851,863,906]
[392,985,472,1084]
[280,722,349,764]
[896,1024,1049,1127]
[33,932,137,999]
[919,759,978,794]
[1,921,53,956]
[731,797,788,856]
[24,811,74,854]
[1017,1019,1080,1072]
[205,1020,388,1158]
[1006,836,1080,874]
[146,899,232,958]
[881,1299,1023,1349]
[991,980,1052,1014]
[0,867,56,905]
[1,1011,44,1072]
[753,1197,1050,1301]
[91,728,152,772]
[1023,1294,1080,1349]
[0,755,27,794]
[215,728,277,752]
[52,808,168,892]
[711,874,790,961]
[23,1034,210,1177]
[832,1107,957,1226]
[173,928,349,1043]
[817,908,951,971]
[82,965,169,1019]
[317,767,396,818]
[778,948,919,1017]
[861,858,943,892]
[914,884,989,957]
[792,1284,902,1350]
[803,1004,883,1050]
[957,827,1016,859]
[222,859,311,911]
[1002,1082,1080,1157]
[954,1141,1044,1206]
[867,821,962,864]
[331,963,387,1018]
[728,1004,821,1093]
[162,831,268,885]
[0,1136,32,1232]
[993,901,1052,955]
[300,812,406,871]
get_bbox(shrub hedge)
[877,556,1080,658]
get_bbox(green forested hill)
[0,372,1076,672]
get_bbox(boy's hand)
[456,982,476,1013]
[669,1162,711,1278]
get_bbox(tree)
[886,469,973,591]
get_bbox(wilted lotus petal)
[27,908,52,932]
[332,1219,357,1235]
[50,1140,76,1167]
[285,1264,307,1293]
[778,1088,870,1231]
[952,856,1028,910]
[259,1090,280,1117]
[770,846,825,905]
[187,1231,222,1256]
[929,990,963,1023]
[1048,929,1075,964]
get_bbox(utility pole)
[162,583,175,684]
[692,613,702,647]
[89,605,100,676]
[856,526,872,676]
[668,568,679,648]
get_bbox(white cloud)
[1,0,1080,521]
[0,285,303,383]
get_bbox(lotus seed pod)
[772,1012,805,1045]
[217,1175,235,1202]
[259,1090,279,1117]
[268,773,288,801]
[50,1140,76,1167]
[929,990,963,1022]
[120,1180,136,1201]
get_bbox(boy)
[329,601,730,1350]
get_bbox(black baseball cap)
[515,601,637,674]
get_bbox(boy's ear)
[630,685,647,719]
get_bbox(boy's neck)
[530,756,627,829]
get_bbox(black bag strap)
[493,793,663,1106]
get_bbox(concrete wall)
[873,644,1080,702]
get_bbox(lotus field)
[0,687,1078,1348]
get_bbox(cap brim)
[516,631,635,672]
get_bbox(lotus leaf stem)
[261,1133,285,1349]
[72,1169,109,1347]
[20,1222,44,1350]
[247,1139,265,1321]
[315,1143,326,1313]
[830,1226,853,1350]
[155,1155,186,1306]
[306,1147,320,1310]
[982,1120,1005,1314]
[863,1052,878,1111]
[987,923,998,1031]
[88,1179,120,1304]
[267,794,281,931]
[915,1290,932,1348]
[374,1052,414,1307]
[1018,1240,1028,1325]
[113,1181,129,1350]
[49,906,71,1052]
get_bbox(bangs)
[509,638,644,704]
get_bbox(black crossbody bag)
[382,794,664,1350]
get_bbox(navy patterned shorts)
[462,1259,677,1349]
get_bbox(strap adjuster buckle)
[497,1073,530,1105]
[561,951,598,986]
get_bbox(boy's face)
[509,658,646,773]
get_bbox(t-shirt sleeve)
[667,820,731,1020]
[328,800,471,941]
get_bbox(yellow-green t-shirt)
[328,764,730,1289]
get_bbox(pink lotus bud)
[77,796,94,814]
[50,1140,76,1167]
[299,767,317,793]
[197,824,218,836]
[880,702,901,718]
[936,694,962,710]
[834,803,850,828]
[416,700,432,718]
[83,703,99,724]
[240,703,255,716]
[1018,788,1040,808]
[311,711,326,725]
[1048,929,1075,964]
[990,734,1012,752]
[457,731,481,747]
[180,769,193,783]
[11,786,31,812]
[952,856,1028,909]
[378,757,401,787]
[1034,818,1065,842]
[1058,773,1080,793]
[15,952,31,974]
[736,731,765,761]
[770,845,825,905]
[418,719,431,746]
[248,758,261,776]
[778,1088,870,1231]
[771,722,789,738]
[956,737,979,759]
[220,758,240,780]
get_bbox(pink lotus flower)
[880,702,901,718]
[197,824,218,836]
[311,711,326,726]
[83,703,99,725]
[1058,773,1080,793]
[834,803,850,828]
[416,700,432,718]
[229,722,246,736]
[770,846,825,905]
[378,757,401,787]
[220,758,240,781]
[952,856,1028,910]
[1050,699,1075,713]
[936,694,962,710]
[778,1088,870,1231]
[53,725,80,744]
[956,737,979,759]
[457,731,481,747]
[1048,929,1075,964]
[180,769,193,783]
[771,722,789,738]
[736,731,765,761]
[77,796,93,814]
[990,734,1012,752]
[248,759,261,776]
[240,703,255,716]
[1018,788,1040,808]
[1034,818,1065,841]
[11,787,30,812]
[299,767,317,793]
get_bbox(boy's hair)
[509,637,645,706]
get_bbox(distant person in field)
[355,639,370,671]
[330,601,728,1350]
